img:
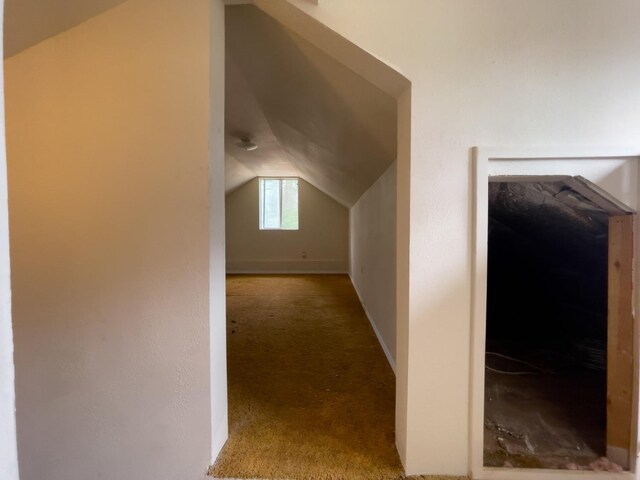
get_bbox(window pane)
[281,179,299,230]
[261,179,281,229]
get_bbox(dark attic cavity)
[484,177,621,470]
[488,179,609,349]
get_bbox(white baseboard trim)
[227,271,348,275]
[349,275,396,375]
[226,260,348,274]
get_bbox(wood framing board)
[607,214,635,469]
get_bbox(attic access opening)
[484,175,636,471]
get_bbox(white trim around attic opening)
[471,146,640,480]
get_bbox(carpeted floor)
[209,274,403,480]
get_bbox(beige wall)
[226,177,349,273]
[350,162,396,371]
[4,0,212,479]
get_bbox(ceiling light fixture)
[237,137,258,152]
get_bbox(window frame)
[258,177,299,231]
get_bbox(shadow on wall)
[4,1,213,479]
[600,162,637,208]
[404,268,472,472]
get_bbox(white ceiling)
[225,5,397,206]
[3,1,397,206]
[225,54,300,182]
[4,0,127,58]
[225,153,257,194]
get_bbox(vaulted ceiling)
[4,1,398,207]
[225,5,397,207]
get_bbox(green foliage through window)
[259,178,299,230]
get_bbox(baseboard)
[349,275,397,375]
[226,260,348,274]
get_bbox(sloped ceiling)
[4,1,397,204]
[4,0,128,58]
[225,5,397,206]
[225,153,256,194]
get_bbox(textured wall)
[226,177,349,273]
[279,0,640,474]
[350,162,397,371]
[5,0,212,478]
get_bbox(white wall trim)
[211,0,229,464]
[471,146,640,480]
[350,275,396,374]
[473,468,636,480]
[0,1,18,476]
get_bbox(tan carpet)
[210,274,409,480]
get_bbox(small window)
[259,178,299,230]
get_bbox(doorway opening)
[210,2,410,479]
[483,175,635,472]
